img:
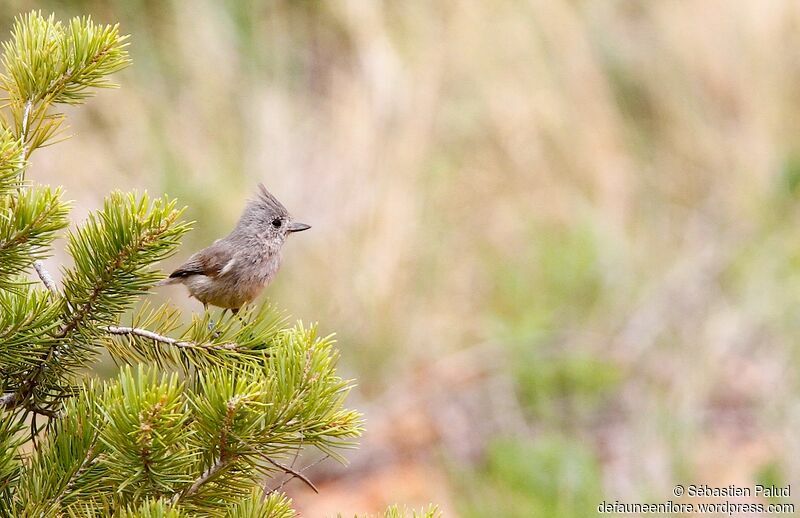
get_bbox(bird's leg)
[232,306,249,326]
[205,301,214,331]
[203,303,223,337]
[206,308,227,338]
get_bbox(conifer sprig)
[0,128,22,194]
[0,414,25,510]
[102,303,287,371]
[1,191,190,415]
[0,11,131,158]
[60,192,190,337]
[13,388,104,516]
[8,356,359,515]
[0,284,62,383]
[0,185,69,290]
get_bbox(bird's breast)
[237,248,282,289]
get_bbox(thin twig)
[21,103,61,301]
[20,99,32,162]
[30,413,38,451]
[276,438,303,494]
[5,100,55,303]
[103,325,239,351]
[33,260,58,295]
[290,436,303,471]
[263,454,330,495]
[26,405,59,419]
[263,455,318,494]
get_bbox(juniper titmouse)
[159,184,310,312]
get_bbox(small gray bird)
[159,184,310,312]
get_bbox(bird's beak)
[287,222,311,233]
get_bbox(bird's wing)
[168,243,234,279]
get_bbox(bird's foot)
[207,311,223,339]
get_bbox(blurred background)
[4,0,800,515]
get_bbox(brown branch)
[263,454,330,496]
[263,455,318,493]
[0,389,61,419]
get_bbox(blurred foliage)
[487,222,604,345]
[486,221,621,423]
[454,436,602,518]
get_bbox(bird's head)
[237,183,311,245]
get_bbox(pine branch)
[122,492,298,518]
[19,95,56,295]
[0,284,62,392]
[379,506,442,518]
[14,388,105,515]
[98,366,194,500]
[0,186,69,290]
[117,499,189,518]
[1,12,131,155]
[0,128,22,195]
[0,414,24,504]
[104,325,239,352]
[60,192,189,336]
[225,491,296,518]
[32,260,57,295]
[44,441,98,514]
[102,303,286,371]
[1,193,189,413]
[8,322,362,515]
[175,458,233,503]
[174,327,362,512]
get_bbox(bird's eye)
[271,218,282,228]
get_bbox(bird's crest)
[254,183,289,215]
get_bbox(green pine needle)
[0,11,131,105]
[0,11,131,157]
[0,283,63,384]
[61,191,190,335]
[0,185,69,290]
[0,128,23,195]
[98,366,195,501]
